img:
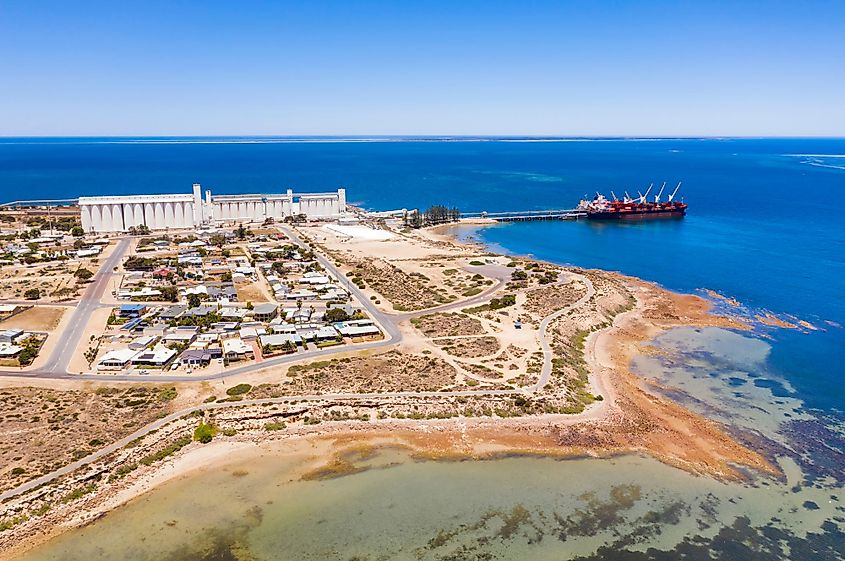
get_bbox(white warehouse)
[79,184,346,233]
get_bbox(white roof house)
[130,346,177,367]
[222,338,253,356]
[298,326,339,341]
[259,333,302,347]
[98,348,138,370]
[0,344,23,358]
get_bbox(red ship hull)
[585,202,687,220]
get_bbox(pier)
[462,209,585,222]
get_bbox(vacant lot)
[0,306,65,331]
[286,351,458,393]
[0,385,179,492]
[411,312,485,337]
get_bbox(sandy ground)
[0,306,65,332]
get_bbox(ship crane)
[637,184,653,204]
[667,181,682,202]
[654,182,666,203]
[610,191,618,201]
[623,191,633,203]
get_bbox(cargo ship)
[577,182,687,220]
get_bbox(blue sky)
[1,1,843,136]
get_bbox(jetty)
[462,209,585,222]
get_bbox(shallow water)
[19,327,845,560]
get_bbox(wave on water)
[785,153,845,171]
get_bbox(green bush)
[226,384,252,396]
[193,423,216,444]
[157,387,177,401]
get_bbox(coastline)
[0,220,777,560]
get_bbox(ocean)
[5,137,845,560]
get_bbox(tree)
[24,288,40,300]
[160,286,179,302]
[187,293,201,308]
[324,308,350,323]
[71,226,84,237]
[511,269,528,281]
[209,234,226,248]
[75,268,94,281]
[246,301,254,310]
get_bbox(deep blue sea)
[1,136,843,416]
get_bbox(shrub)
[24,288,40,300]
[74,268,94,281]
[468,260,484,266]
[157,387,177,401]
[264,421,286,431]
[193,422,216,444]
[226,384,252,396]
[10,467,25,476]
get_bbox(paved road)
[39,238,131,374]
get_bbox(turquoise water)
[4,137,845,559]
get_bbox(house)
[210,321,240,332]
[0,304,18,316]
[178,349,213,367]
[238,326,265,341]
[118,287,162,300]
[75,247,101,258]
[184,305,217,318]
[335,320,381,339]
[128,335,157,350]
[130,347,177,368]
[97,348,138,370]
[206,283,238,302]
[221,307,248,321]
[0,344,23,359]
[0,329,24,344]
[259,333,302,348]
[286,289,317,300]
[118,304,147,318]
[162,326,199,345]
[177,254,203,266]
[291,308,312,323]
[222,338,254,361]
[301,274,331,285]
[270,323,297,335]
[157,305,186,321]
[251,303,278,322]
[297,325,339,342]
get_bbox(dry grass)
[433,336,501,358]
[411,312,485,337]
[0,386,178,492]
[0,307,65,331]
[286,351,458,393]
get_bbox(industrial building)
[79,184,347,233]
